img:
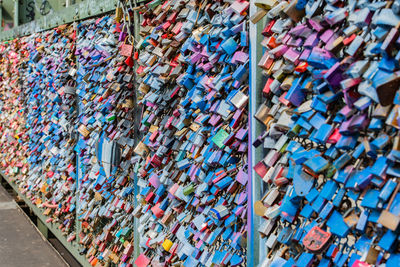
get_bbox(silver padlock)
[393,0,400,15]
[210,205,229,220]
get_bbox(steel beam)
[13,0,18,27]
[249,0,268,265]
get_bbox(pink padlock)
[352,260,372,267]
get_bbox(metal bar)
[75,147,82,243]
[66,0,76,8]
[248,1,256,265]
[37,218,49,239]
[132,0,141,260]
[247,2,254,265]
[0,172,91,267]
[13,0,19,27]
[0,2,3,32]
[249,0,267,265]
[74,20,82,250]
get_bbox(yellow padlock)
[162,239,173,252]
[115,7,123,23]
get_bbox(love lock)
[303,225,332,253]
[378,182,400,231]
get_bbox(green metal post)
[249,0,268,265]
[0,2,3,31]
[37,217,49,238]
[66,0,76,8]
[74,20,82,246]
[13,0,19,27]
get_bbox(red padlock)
[125,56,134,67]
[303,226,332,253]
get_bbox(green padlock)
[212,129,230,148]
[183,183,195,196]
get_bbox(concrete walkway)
[0,185,68,267]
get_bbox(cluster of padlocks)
[0,0,400,266]
[0,13,140,266]
[75,16,137,264]
[252,0,400,266]
[20,25,78,239]
[0,39,29,179]
[132,0,249,266]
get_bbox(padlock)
[303,225,332,253]
[378,182,400,231]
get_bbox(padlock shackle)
[386,182,400,211]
